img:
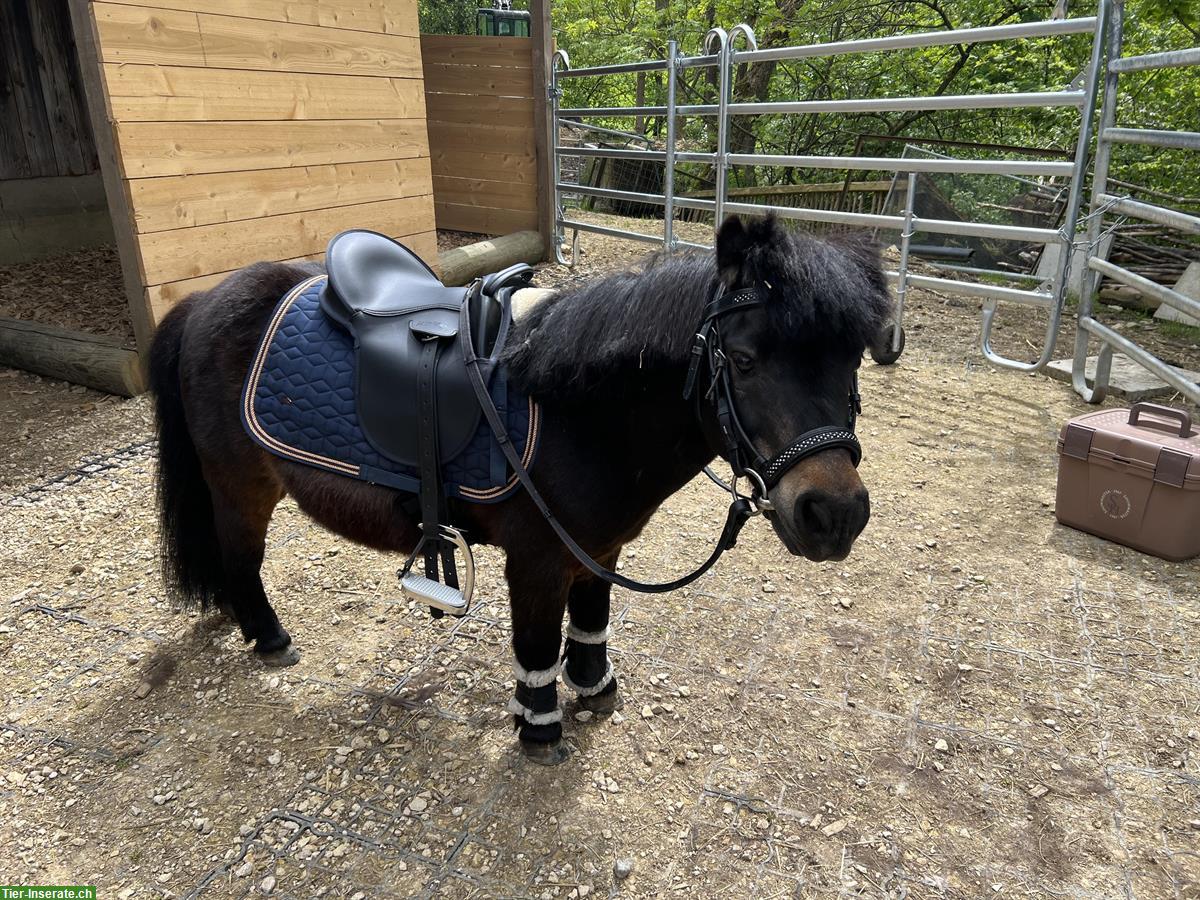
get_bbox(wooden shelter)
[0,0,553,395]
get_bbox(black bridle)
[683,283,862,505]
[463,280,863,594]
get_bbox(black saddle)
[320,230,530,467]
[318,229,534,616]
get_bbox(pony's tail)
[148,298,224,609]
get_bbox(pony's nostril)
[796,489,871,546]
[798,493,834,537]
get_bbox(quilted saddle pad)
[241,274,539,502]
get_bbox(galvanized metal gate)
[1072,0,1200,405]
[548,0,1199,402]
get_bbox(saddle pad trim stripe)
[459,400,539,500]
[243,275,361,478]
[242,273,539,502]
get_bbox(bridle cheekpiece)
[683,281,863,512]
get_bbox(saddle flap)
[356,306,483,467]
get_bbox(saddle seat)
[318,229,531,468]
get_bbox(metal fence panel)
[1073,0,1200,405]
[549,6,1118,374]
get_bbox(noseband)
[682,284,863,504]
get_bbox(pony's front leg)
[505,554,571,765]
[562,557,620,715]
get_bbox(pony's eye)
[730,352,755,373]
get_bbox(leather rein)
[462,281,863,594]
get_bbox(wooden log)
[1098,285,1159,312]
[0,317,146,396]
[437,230,543,286]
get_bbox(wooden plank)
[128,158,433,232]
[144,227,438,321]
[426,121,534,155]
[92,4,207,67]
[434,202,537,235]
[0,317,145,396]
[424,91,533,125]
[138,194,435,284]
[68,0,157,358]
[0,209,114,264]
[101,0,418,37]
[93,4,422,76]
[403,230,439,275]
[432,175,537,213]
[146,253,323,322]
[0,0,59,178]
[0,0,34,178]
[530,0,553,259]
[104,65,426,122]
[113,119,430,177]
[197,11,421,77]
[422,64,533,98]
[0,174,113,264]
[419,35,533,67]
[0,173,108,216]
[29,0,95,175]
[431,148,537,182]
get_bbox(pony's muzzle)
[767,450,869,562]
[790,484,870,561]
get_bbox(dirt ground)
[2,219,1199,900]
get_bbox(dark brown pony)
[149,216,891,763]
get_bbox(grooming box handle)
[1128,403,1192,437]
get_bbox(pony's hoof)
[521,739,570,766]
[256,643,300,667]
[577,689,622,717]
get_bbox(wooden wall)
[1,0,98,180]
[73,0,437,345]
[422,35,538,235]
[1,0,110,264]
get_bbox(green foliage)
[419,0,529,35]
[549,0,1200,200]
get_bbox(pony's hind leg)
[208,480,295,665]
[563,557,620,716]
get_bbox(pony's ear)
[715,216,751,284]
[746,213,782,244]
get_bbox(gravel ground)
[1,218,1199,899]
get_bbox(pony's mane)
[503,222,892,400]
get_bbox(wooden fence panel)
[422,34,538,234]
[79,0,435,329]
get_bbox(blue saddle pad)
[241,274,538,502]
